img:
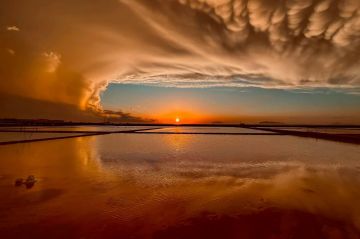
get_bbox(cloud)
[0,92,149,123]
[0,92,99,121]
[43,51,61,73]
[6,25,20,31]
[101,110,155,123]
[116,72,284,88]
[0,42,92,110]
[115,0,360,88]
[6,48,15,55]
[0,0,359,120]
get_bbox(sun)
[175,117,181,123]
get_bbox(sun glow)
[156,110,205,124]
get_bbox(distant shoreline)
[0,119,360,128]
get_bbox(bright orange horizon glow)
[154,110,206,124]
[143,108,266,124]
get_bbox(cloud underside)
[117,0,360,88]
[0,0,360,117]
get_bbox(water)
[262,127,360,134]
[0,132,86,143]
[0,130,360,238]
[146,127,275,134]
[0,125,159,132]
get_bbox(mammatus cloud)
[0,0,359,120]
[117,0,360,88]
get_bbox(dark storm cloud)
[119,0,360,88]
[101,110,154,123]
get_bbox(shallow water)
[0,131,360,238]
[262,127,360,134]
[0,125,159,132]
[0,132,86,143]
[146,127,274,134]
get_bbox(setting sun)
[175,117,180,123]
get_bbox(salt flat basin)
[144,127,275,134]
[0,133,360,238]
[0,125,160,133]
[0,132,87,143]
[261,127,360,134]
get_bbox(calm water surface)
[146,127,274,134]
[263,127,360,134]
[0,132,86,143]
[0,126,159,132]
[0,132,360,238]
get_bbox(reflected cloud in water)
[0,133,360,238]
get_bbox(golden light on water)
[156,110,206,124]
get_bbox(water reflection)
[0,134,359,238]
[0,132,86,143]
[163,134,191,152]
[147,127,273,134]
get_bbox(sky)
[101,83,360,124]
[0,0,360,124]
